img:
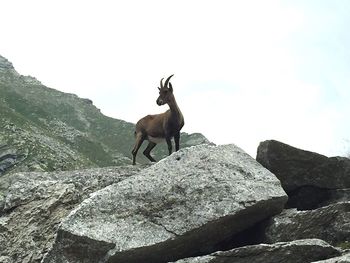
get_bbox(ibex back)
[132,75,184,165]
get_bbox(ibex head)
[156,74,174,106]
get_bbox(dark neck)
[167,96,182,118]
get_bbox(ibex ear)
[158,87,161,91]
[169,82,173,92]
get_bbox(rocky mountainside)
[1,141,349,263]
[0,55,209,175]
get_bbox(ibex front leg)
[166,137,173,155]
[174,132,180,151]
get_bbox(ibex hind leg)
[132,132,145,165]
[143,142,157,162]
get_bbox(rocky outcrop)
[43,144,288,263]
[257,140,350,209]
[0,166,142,263]
[2,137,350,263]
[0,55,15,71]
[172,239,341,263]
[0,146,21,175]
[263,202,350,246]
[254,140,350,262]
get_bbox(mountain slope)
[0,55,209,175]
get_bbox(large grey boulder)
[0,166,141,263]
[257,140,350,209]
[43,144,288,263]
[172,239,341,263]
[257,140,350,191]
[263,202,350,246]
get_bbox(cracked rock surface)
[0,166,141,263]
[43,144,287,263]
[172,239,341,263]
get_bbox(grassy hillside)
[0,55,209,175]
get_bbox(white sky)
[1,0,350,157]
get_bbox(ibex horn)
[164,74,174,89]
[160,78,164,89]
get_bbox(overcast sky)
[1,0,350,157]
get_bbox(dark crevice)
[286,185,332,210]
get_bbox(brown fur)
[132,75,184,165]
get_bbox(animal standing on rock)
[132,74,184,165]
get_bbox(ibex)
[132,74,184,165]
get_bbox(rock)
[0,165,143,213]
[287,187,350,210]
[0,55,14,70]
[82,98,93,105]
[172,239,341,263]
[285,185,331,210]
[0,256,12,263]
[0,165,141,263]
[21,75,42,85]
[321,189,350,207]
[0,146,21,176]
[256,140,350,209]
[0,154,18,175]
[43,144,288,263]
[181,132,212,147]
[311,253,350,263]
[257,140,350,191]
[263,202,350,246]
